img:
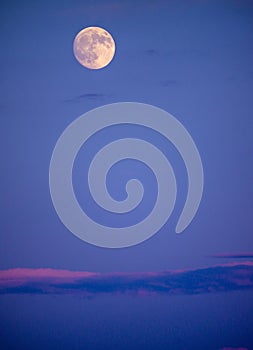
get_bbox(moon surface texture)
[73,27,115,69]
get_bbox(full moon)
[73,27,116,70]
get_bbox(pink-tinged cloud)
[0,262,253,296]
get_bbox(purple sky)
[1,0,253,349]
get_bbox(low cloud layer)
[1,262,253,297]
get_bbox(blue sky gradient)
[1,0,253,349]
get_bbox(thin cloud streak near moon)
[65,93,105,103]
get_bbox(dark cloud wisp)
[211,252,253,259]
[65,93,105,103]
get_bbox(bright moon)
[73,27,115,70]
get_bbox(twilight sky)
[0,0,253,349]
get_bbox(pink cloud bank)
[0,262,253,296]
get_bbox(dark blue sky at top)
[1,1,253,350]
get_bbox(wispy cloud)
[142,47,209,63]
[1,263,253,296]
[144,49,159,56]
[77,93,105,100]
[161,79,178,87]
[219,347,248,350]
[211,252,253,259]
[65,93,105,103]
